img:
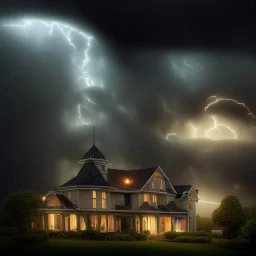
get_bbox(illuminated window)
[151,180,155,188]
[92,190,96,208]
[152,194,157,203]
[102,192,106,208]
[144,193,149,202]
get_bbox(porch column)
[76,214,81,231]
[171,217,174,232]
[113,215,116,231]
[62,214,65,231]
[67,214,70,231]
[106,214,108,232]
[134,216,137,232]
[156,215,160,235]
[44,213,48,230]
[139,215,143,234]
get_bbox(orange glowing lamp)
[123,178,132,185]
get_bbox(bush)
[65,231,81,238]
[104,233,136,241]
[173,236,212,243]
[163,231,210,240]
[143,230,151,236]
[48,230,66,238]
[211,232,223,239]
[0,226,18,236]
[81,229,102,240]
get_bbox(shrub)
[48,231,66,238]
[0,226,18,236]
[163,231,210,240]
[143,230,151,236]
[81,229,102,240]
[65,231,81,238]
[211,232,223,239]
[104,233,136,241]
[173,236,212,243]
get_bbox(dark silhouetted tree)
[212,195,245,238]
[243,204,256,222]
[0,190,41,233]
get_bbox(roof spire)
[93,126,95,145]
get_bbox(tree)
[243,204,256,222]
[212,195,245,238]
[0,190,41,233]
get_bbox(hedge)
[163,231,210,240]
[173,236,212,243]
[0,227,18,236]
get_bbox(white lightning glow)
[198,199,220,205]
[166,133,177,139]
[205,96,256,120]
[188,122,198,138]
[3,18,104,127]
[205,116,237,140]
[77,104,91,125]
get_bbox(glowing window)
[102,192,106,208]
[92,190,96,208]
[152,180,155,188]
[144,193,149,202]
[152,194,157,203]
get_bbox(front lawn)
[0,237,252,255]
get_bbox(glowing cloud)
[2,18,104,127]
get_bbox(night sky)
[1,0,256,216]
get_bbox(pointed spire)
[93,126,95,145]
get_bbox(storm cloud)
[1,1,256,216]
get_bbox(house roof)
[61,159,109,187]
[138,202,158,211]
[158,201,188,213]
[107,167,158,190]
[55,194,77,209]
[81,144,106,161]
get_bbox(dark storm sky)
[1,0,256,213]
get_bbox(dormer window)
[151,180,155,189]
[102,192,106,208]
[152,194,157,203]
[92,190,96,208]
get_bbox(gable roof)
[61,159,109,187]
[107,167,158,190]
[55,194,77,209]
[81,144,106,161]
[138,202,158,211]
[158,201,188,213]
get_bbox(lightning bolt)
[205,96,256,120]
[205,116,237,140]
[3,18,103,126]
[198,199,220,205]
[77,104,91,125]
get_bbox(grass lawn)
[0,237,253,255]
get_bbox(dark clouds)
[1,1,256,216]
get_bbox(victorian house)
[36,144,198,234]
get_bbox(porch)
[39,212,189,234]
